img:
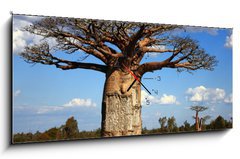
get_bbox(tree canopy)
[190,106,208,113]
[20,16,217,76]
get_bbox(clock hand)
[122,64,151,95]
[127,79,137,92]
[127,77,152,95]
[138,80,152,95]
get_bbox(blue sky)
[13,15,232,133]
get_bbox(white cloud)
[146,45,166,58]
[37,106,64,114]
[224,94,232,104]
[224,33,232,48]
[159,94,179,104]
[14,89,21,97]
[13,29,27,54]
[186,86,231,104]
[13,15,56,54]
[141,90,179,106]
[15,97,98,114]
[63,98,97,107]
[141,90,155,105]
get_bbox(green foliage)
[158,117,167,132]
[183,120,191,131]
[13,116,100,143]
[142,115,232,136]
[56,116,80,139]
[13,115,232,143]
[45,127,58,140]
[208,115,232,130]
[214,116,226,129]
[167,116,178,133]
[13,132,34,143]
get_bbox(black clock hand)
[127,79,137,92]
[122,64,151,95]
[138,80,151,95]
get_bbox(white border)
[1,0,239,159]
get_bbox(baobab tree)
[190,106,210,131]
[18,16,217,137]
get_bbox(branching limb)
[20,43,107,73]
[136,37,217,76]
[19,17,217,75]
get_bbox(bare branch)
[136,37,217,76]
[23,17,128,64]
[20,16,217,75]
[20,42,107,73]
[124,25,145,57]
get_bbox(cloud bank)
[14,97,97,114]
[13,15,56,54]
[63,98,97,107]
[186,85,231,104]
[141,90,180,106]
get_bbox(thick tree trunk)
[195,112,200,131]
[101,68,142,137]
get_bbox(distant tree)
[95,128,101,137]
[200,115,211,131]
[38,133,50,141]
[167,116,178,133]
[63,116,79,139]
[54,116,79,139]
[13,132,33,143]
[183,120,191,131]
[225,117,233,128]
[159,117,167,132]
[178,125,185,132]
[142,126,148,134]
[56,126,65,140]
[210,115,226,129]
[13,116,103,143]
[33,131,41,141]
[190,106,208,131]
[30,131,50,141]
[45,127,59,140]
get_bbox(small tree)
[190,106,208,131]
[45,127,59,140]
[200,115,211,131]
[167,116,178,133]
[57,116,79,139]
[183,120,191,131]
[159,117,167,132]
[210,115,226,129]
[64,116,79,138]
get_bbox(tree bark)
[195,112,200,131]
[101,68,142,137]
